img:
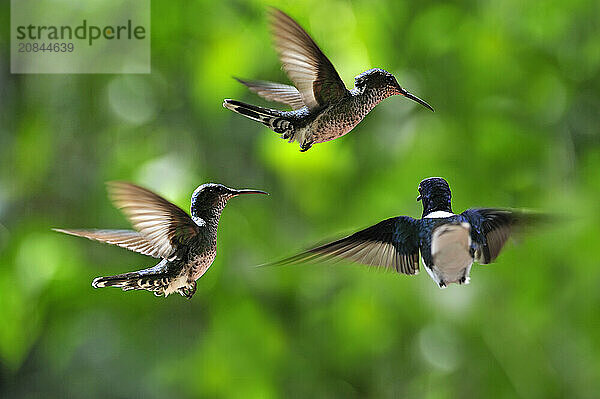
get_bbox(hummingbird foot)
[299,140,314,152]
[178,281,197,299]
[458,275,470,285]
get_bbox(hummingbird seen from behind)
[54,182,268,298]
[267,177,545,288]
[223,8,434,152]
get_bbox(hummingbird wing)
[53,228,166,258]
[107,182,201,259]
[235,78,306,110]
[461,208,542,264]
[269,216,421,275]
[269,8,349,110]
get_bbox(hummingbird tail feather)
[92,271,176,297]
[223,99,295,137]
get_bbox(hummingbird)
[223,8,434,152]
[268,177,543,288]
[54,182,268,298]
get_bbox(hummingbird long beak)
[232,189,269,196]
[398,88,434,112]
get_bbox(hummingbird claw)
[299,140,314,152]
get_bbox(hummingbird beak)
[232,189,269,196]
[398,87,434,112]
[416,194,422,201]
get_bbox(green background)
[1,0,599,397]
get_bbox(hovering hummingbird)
[223,8,434,152]
[268,177,543,288]
[54,182,268,298]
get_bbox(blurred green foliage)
[1,0,600,397]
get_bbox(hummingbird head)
[191,183,268,218]
[417,177,453,217]
[354,68,398,92]
[354,68,434,111]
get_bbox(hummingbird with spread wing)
[223,8,433,152]
[268,177,544,288]
[54,182,268,298]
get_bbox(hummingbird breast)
[188,247,217,281]
[310,93,383,144]
[186,241,217,280]
[159,248,216,296]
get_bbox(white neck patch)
[424,210,455,219]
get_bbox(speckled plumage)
[291,85,399,145]
[54,182,267,299]
[223,9,433,152]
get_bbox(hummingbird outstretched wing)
[235,78,306,110]
[106,182,201,259]
[269,8,349,110]
[268,216,421,275]
[52,228,166,258]
[461,208,542,264]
